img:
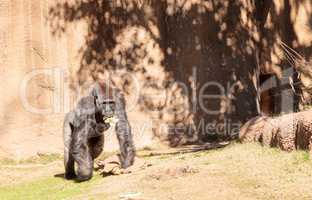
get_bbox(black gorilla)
[63,82,135,181]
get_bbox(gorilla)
[63,82,135,181]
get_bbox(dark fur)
[63,82,135,181]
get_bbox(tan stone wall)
[0,0,156,158]
[0,0,72,158]
[1,0,312,158]
[258,0,312,113]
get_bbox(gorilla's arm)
[90,82,136,168]
[115,91,136,168]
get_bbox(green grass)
[0,174,104,200]
[1,143,312,200]
[0,154,62,166]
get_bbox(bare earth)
[1,143,312,200]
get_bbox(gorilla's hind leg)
[64,149,76,179]
[73,149,93,182]
[72,129,94,182]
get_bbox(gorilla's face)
[94,95,115,123]
[91,83,116,123]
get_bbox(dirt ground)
[1,143,312,200]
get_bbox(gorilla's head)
[95,95,115,120]
[91,82,116,122]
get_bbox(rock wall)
[0,0,312,158]
[0,0,155,158]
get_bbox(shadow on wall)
[261,0,312,114]
[48,0,312,146]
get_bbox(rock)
[119,192,143,200]
[261,118,279,147]
[296,117,312,150]
[239,116,268,143]
[239,110,312,152]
